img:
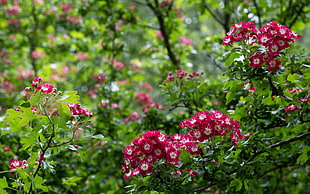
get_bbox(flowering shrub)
[1,77,97,193]
[0,0,309,193]
[223,22,301,70]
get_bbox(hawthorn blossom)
[75,52,89,60]
[180,110,252,146]
[31,50,46,59]
[135,92,153,106]
[222,22,302,71]
[178,37,193,45]
[68,103,94,117]
[41,83,55,94]
[9,159,28,172]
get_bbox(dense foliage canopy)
[0,0,309,193]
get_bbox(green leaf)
[179,150,192,164]
[225,53,243,66]
[57,91,80,104]
[297,146,309,165]
[34,176,48,192]
[90,134,106,141]
[230,178,242,191]
[69,31,84,39]
[287,73,299,83]
[0,177,8,191]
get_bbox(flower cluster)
[122,111,252,179]
[9,159,28,172]
[68,103,94,117]
[27,77,56,95]
[180,110,252,146]
[162,70,203,84]
[223,22,302,70]
[121,130,200,180]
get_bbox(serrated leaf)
[0,177,8,190]
[57,91,80,104]
[297,146,309,165]
[287,73,298,83]
[91,134,106,141]
[34,176,48,192]
[225,53,243,66]
[230,178,242,191]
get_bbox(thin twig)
[247,131,310,163]
[253,0,262,28]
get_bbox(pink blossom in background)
[174,7,184,21]
[156,30,163,40]
[135,92,153,106]
[159,0,173,8]
[0,0,8,5]
[178,37,192,45]
[112,60,125,69]
[87,89,97,98]
[128,5,136,9]
[4,1,21,15]
[92,73,106,84]
[31,50,46,59]
[16,67,35,79]
[67,16,83,24]
[2,146,11,151]
[139,83,153,92]
[123,112,144,124]
[7,18,20,28]
[62,34,70,39]
[61,4,72,11]
[75,52,89,60]
[33,0,44,5]
[130,61,141,72]
[117,80,130,85]
[115,20,124,31]
[48,34,56,41]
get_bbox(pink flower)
[178,37,192,45]
[61,4,72,11]
[249,53,264,68]
[156,30,163,40]
[48,34,56,41]
[33,0,44,5]
[75,52,89,60]
[187,168,198,177]
[68,103,94,117]
[123,112,144,124]
[284,104,299,112]
[266,59,281,71]
[0,0,8,5]
[9,159,28,172]
[31,50,46,59]
[128,5,136,9]
[139,83,153,92]
[112,60,125,69]
[2,146,11,151]
[135,92,153,106]
[4,1,21,15]
[40,83,55,94]
[248,87,257,93]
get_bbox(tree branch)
[146,0,180,69]
[253,0,262,28]
[247,131,310,163]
